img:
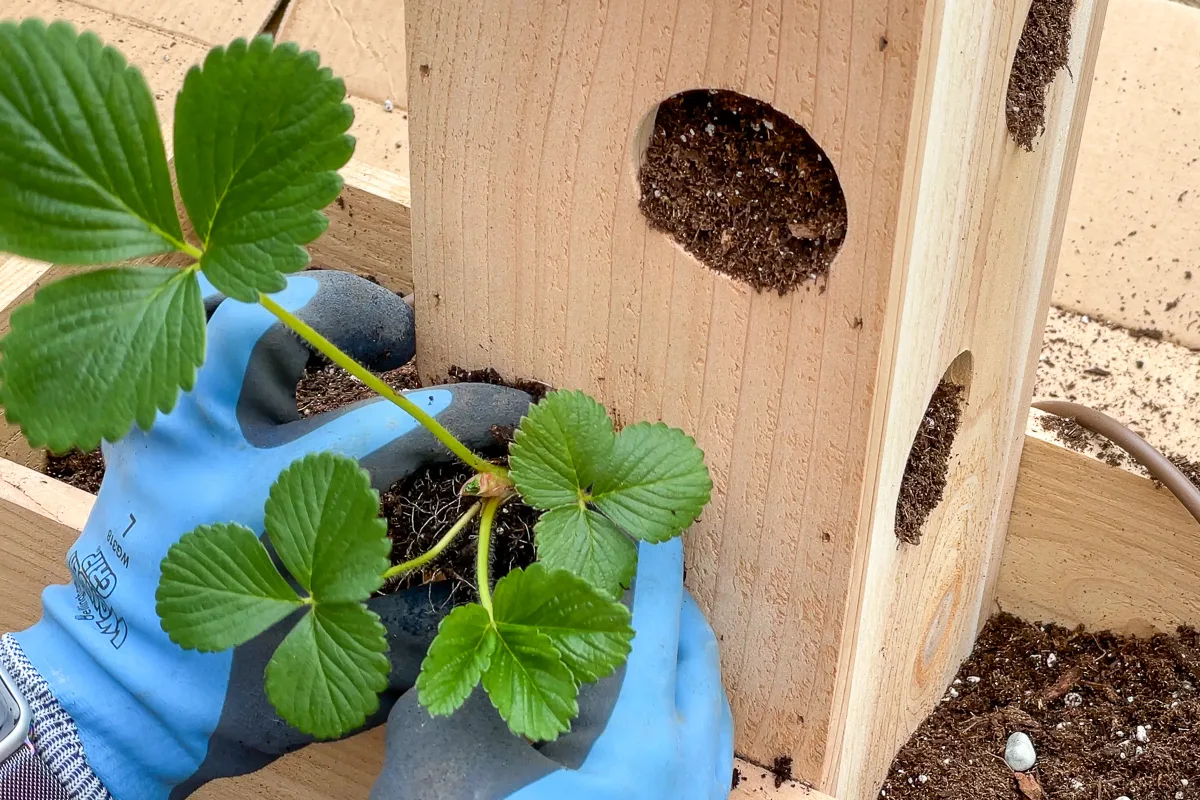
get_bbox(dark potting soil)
[380,460,539,603]
[895,381,965,545]
[638,89,848,295]
[1007,0,1077,151]
[883,613,1200,800]
[44,449,105,495]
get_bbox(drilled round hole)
[637,89,847,295]
[1006,0,1077,150]
[895,351,973,545]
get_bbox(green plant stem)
[258,292,504,476]
[382,502,482,580]
[476,497,502,616]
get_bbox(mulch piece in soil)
[895,381,965,545]
[1007,0,1077,150]
[380,460,539,603]
[883,613,1200,800]
[44,449,105,495]
[638,89,847,295]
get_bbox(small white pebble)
[1183,779,1189,786]
[705,123,715,135]
[1136,746,1144,756]
[953,679,962,685]
[383,99,394,112]
[1064,692,1083,707]
[1082,315,1090,323]
[1116,796,1131,800]
[1177,793,1185,799]
[967,676,982,684]
[1047,653,1058,667]
[948,688,959,698]
[1005,732,1036,772]
[1120,752,1127,760]
[1070,778,1085,790]
[918,776,928,784]
[942,758,951,766]
[1136,725,1148,743]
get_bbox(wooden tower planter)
[404,0,1114,796]
[8,0,1200,799]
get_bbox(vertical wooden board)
[0,0,209,141]
[73,0,279,44]
[277,0,407,107]
[408,0,926,777]
[828,0,1109,797]
[998,435,1200,635]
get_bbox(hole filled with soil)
[1007,0,1077,151]
[41,360,542,600]
[638,89,847,295]
[896,378,966,546]
[883,613,1200,799]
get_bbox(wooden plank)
[407,0,927,782]
[1052,0,1200,350]
[997,434,1200,635]
[316,159,413,292]
[828,2,1110,798]
[0,0,210,141]
[69,0,279,44]
[278,0,407,107]
[0,459,804,798]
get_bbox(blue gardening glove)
[370,538,734,800]
[2,271,531,800]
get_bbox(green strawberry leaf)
[157,523,303,651]
[0,20,184,264]
[509,390,614,509]
[174,36,354,302]
[591,422,713,543]
[0,267,205,452]
[534,506,636,599]
[264,452,389,603]
[483,623,577,742]
[265,602,389,740]
[493,564,633,684]
[416,604,496,716]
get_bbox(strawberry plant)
[0,20,712,741]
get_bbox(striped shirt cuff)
[0,635,112,800]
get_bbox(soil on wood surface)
[1038,414,1200,491]
[883,613,1200,800]
[638,89,848,294]
[380,459,539,603]
[895,381,965,545]
[1033,307,1200,465]
[1007,0,1077,150]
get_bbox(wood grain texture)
[278,0,407,107]
[317,159,414,293]
[67,0,280,44]
[408,0,1105,793]
[1052,0,1200,350]
[997,434,1200,636]
[0,0,209,141]
[0,458,792,799]
[828,2,1109,797]
[407,0,926,781]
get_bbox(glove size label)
[68,514,137,650]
